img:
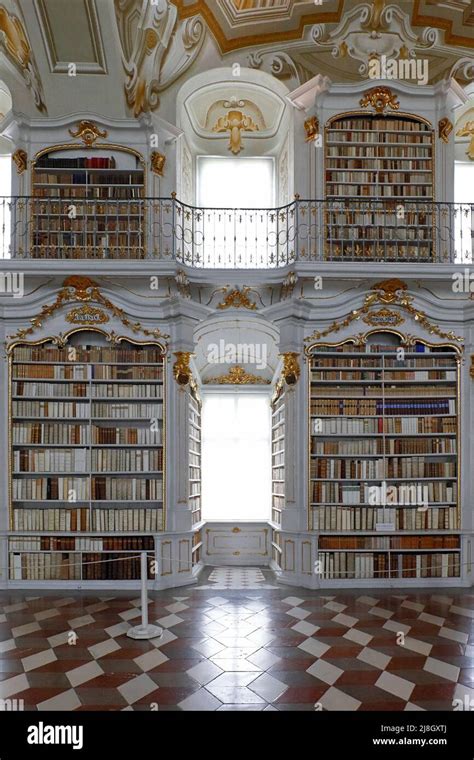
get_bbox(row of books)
[272,452,284,466]
[33,187,143,199]
[327,184,432,196]
[311,482,455,504]
[311,438,456,455]
[311,371,456,381]
[12,423,163,445]
[319,535,459,550]
[326,146,431,158]
[13,476,163,501]
[13,382,163,399]
[13,365,162,382]
[273,483,284,495]
[273,467,285,481]
[311,356,455,367]
[10,553,154,581]
[36,157,117,169]
[326,159,432,170]
[10,536,154,551]
[317,552,459,580]
[326,172,432,184]
[12,507,163,532]
[13,400,163,418]
[13,346,164,362]
[14,448,164,473]
[34,233,142,246]
[35,171,140,185]
[311,505,458,531]
[312,400,455,415]
[330,118,430,132]
[311,417,456,435]
[311,386,454,398]
[34,219,143,232]
[328,229,432,242]
[310,458,455,479]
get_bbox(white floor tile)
[47,631,70,648]
[383,620,411,635]
[439,627,469,644]
[156,613,184,628]
[369,607,393,620]
[37,689,81,711]
[424,657,460,683]
[165,602,189,614]
[343,628,372,646]
[356,596,379,606]
[119,608,141,621]
[376,671,414,701]
[320,686,361,711]
[104,622,130,638]
[11,622,40,638]
[450,605,474,620]
[402,636,432,657]
[357,647,391,670]
[187,661,223,686]
[178,688,222,711]
[0,638,16,653]
[401,601,424,612]
[248,673,287,701]
[324,601,346,613]
[405,702,425,711]
[298,637,330,658]
[21,649,57,672]
[0,673,29,699]
[133,649,168,672]
[67,661,103,688]
[34,609,60,621]
[418,612,445,627]
[333,613,358,628]
[291,621,319,637]
[281,596,305,606]
[286,607,310,620]
[307,659,343,685]
[67,614,95,629]
[88,639,121,659]
[118,673,157,705]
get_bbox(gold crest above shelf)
[204,366,270,385]
[217,287,257,311]
[68,120,108,146]
[7,275,169,346]
[360,86,400,113]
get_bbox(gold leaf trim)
[359,86,400,113]
[173,351,193,386]
[304,116,319,143]
[204,366,270,385]
[66,305,109,325]
[281,352,300,385]
[12,149,27,174]
[68,120,108,146]
[7,276,169,345]
[217,287,257,310]
[456,121,474,160]
[151,151,166,176]
[362,308,405,327]
[438,117,453,144]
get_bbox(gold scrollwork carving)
[12,149,27,174]
[470,356,474,380]
[281,352,300,385]
[68,120,108,146]
[456,121,474,160]
[7,275,169,344]
[360,86,400,113]
[212,110,259,154]
[66,305,109,325]
[204,366,270,385]
[151,151,166,176]
[217,287,257,310]
[173,351,193,386]
[304,115,319,142]
[362,308,404,327]
[438,118,453,144]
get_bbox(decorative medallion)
[12,149,27,174]
[173,351,193,386]
[359,86,400,113]
[456,121,474,160]
[8,276,169,345]
[304,116,319,142]
[151,151,166,176]
[217,287,257,311]
[363,308,405,327]
[68,120,108,146]
[66,305,109,325]
[281,352,300,385]
[212,110,260,154]
[438,118,453,144]
[204,366,270,385]
[371,279,408,304]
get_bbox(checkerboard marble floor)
[0,568,473,711]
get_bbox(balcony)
[0,196,472,267]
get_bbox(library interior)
[0,0,473,714]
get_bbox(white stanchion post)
[127,551,163,640]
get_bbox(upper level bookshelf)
[324,113,435,262]
[189,381,202,528]
[271,381,285,527]
[307,331,461,583]
[31,147,145,259]
[9,331,165,539]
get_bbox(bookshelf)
[324,113,434,261]
[8,330,165,582]
[308,331,461,584]
[189,381,202,529]
[271,381,285,527]
[31,147,145,259]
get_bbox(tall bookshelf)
[271,380,285,527]
[189,381,202,528]
[308,331,461,585]
[31,147,145,259]
[8,331,165,583]
[324,113,434,261]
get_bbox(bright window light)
[455,161,474,203]
[202,393,271,520]
[197,157,274,208]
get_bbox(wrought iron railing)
[0,196,472,266]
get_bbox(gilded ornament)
[470,356,474,380]
[359,86,400,113]
[12,149,27,175]
[66,305,109,325]
[204,366,270,385]
[212,110,259,154]
[456,121,474,160]
[304,116,319,143]
[68,120,108,146]
[175,270,191,298]
[0,6,45,111]
[363,308,404,327]
[151,151,166,176]
[173,351,193,386]
[281,352,300,385]
[371,279,408,303]
[281,271,297,300]
[217,287,257,311]
[438,118,453,144]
